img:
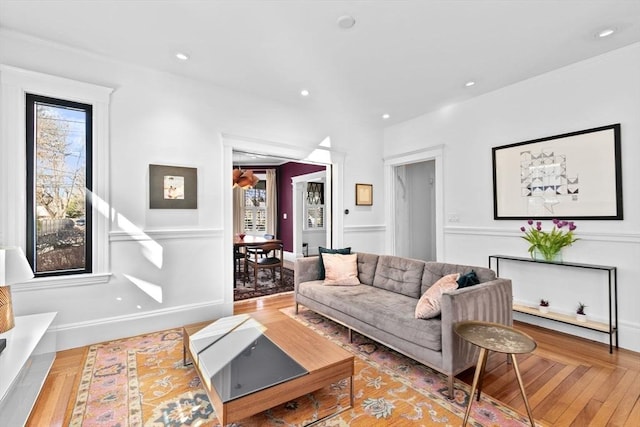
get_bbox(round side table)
[454,320,537,426]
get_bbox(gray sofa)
[294,252,512,397]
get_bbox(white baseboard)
[51,300,231,351]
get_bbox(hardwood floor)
[27,293,639,426]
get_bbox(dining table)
[233,235,282,284]
[234,235,281,248]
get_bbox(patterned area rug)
[284,307,537,426]
[69,312,537,426]
[234,266,294,301]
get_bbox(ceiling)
[1,1,639,126]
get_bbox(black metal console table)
[489,255,618,353]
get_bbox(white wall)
[0,30,385,349]
[384,43,640,352]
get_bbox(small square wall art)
[149,164,198,209]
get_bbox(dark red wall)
[234,162,325,252]
[277,162,326,252]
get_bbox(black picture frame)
[492,124,622,220]
[149,164,198,209]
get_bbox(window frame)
[243,177,267,235]
[0,65,113,288]
[303,181,325,231]
[25,93,94,277]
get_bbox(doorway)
[224,134,344,302]
[384,145,443,260]
[394,161,436,260]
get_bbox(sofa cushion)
[421,262,496,295]
[415,273,459,319]
[457,270,480,288]
[356,253,379,286]
[318,246,351,279]
[372,255,425,298]
[297,281,442,351]
[322,253,361,286]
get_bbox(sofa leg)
[448,375,455,399]
[348,328,353,343]
[295,303,299,314]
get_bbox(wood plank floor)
[27,293,640,426]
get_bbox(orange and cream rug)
[69,308,538,426]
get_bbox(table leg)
[463,347,488,426]
[476,348,489,401]
[510,353,535,426]
[350,375,354,408]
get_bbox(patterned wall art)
[492,124,622,220]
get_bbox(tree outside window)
[26,94,92,275]
[243,180,267,234]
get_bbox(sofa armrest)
[294,256,321,292]
[439,278,513,375]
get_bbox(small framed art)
[149,164,198,209]
[355,183,373,206]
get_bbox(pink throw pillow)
[322,253,361,286]
[415,273,460,319]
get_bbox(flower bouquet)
[520,219,578,262]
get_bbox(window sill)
[11,273,112,292]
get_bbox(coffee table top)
[189,314,308,402]
[454,320,537,354]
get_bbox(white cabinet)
[0,312,57,426]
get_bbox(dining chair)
[245,242,283,290]
[246,234,276,258]
[233,246,245,286]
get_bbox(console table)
[489,255,618,353]
[0,312,57,426]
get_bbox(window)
[305,182,325,230]
[243,180,267,234]
[1,65,112,286]
[26,94,92,276]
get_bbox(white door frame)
[291,170,330,259]
[222,133,344,303]
[383,145,444,259]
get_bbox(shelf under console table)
[0,312,57,426]
[488,255,618,353]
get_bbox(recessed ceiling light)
[337,15,356,29]
[300,89,310,97]
[382,113,390,120]
[465,80,476,87]
[175,52,189,61]
[596,27,616,38]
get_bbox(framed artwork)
[149,164,198,209]
[355,183,373,206]
[492,124,622,220]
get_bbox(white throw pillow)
[322,253,361,286]
[415,273,460,319]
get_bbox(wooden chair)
[245,242,283,290]
[246,234,276,258]
[233,246,245,286]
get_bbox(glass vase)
[532,248,562,263]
